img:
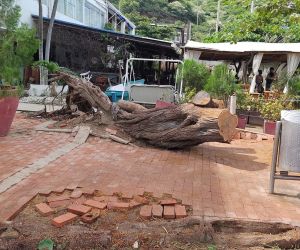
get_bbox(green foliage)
[0,0,39,87]
[177,59,210,94]
[33,61,60,73]
[206,0,300,43]
[237,92,264,111]
[104,23,114,31]
[287,74,300,96]
[204,64,237,105]
[0,24,39,84]
[119,0,198,40]
[0,0,21,31]
[259,98,294,121]
[180,86,197,103]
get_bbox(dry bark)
[54,71,238,149]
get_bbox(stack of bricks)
[139,198,187,220]
[34,192,149,228]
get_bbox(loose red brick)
[52,213,77,228]
[152,205,163,218]
[71,196,87,205]
[107,202,130,210]
[84,200,107,210]
[67,204,92,215]
[93,196,119,203]
[160,199,177,206]
[133,195,148,204]
[48,199,71,208]
[47,195,70,203]
[129,200,141,208]
[163,206,175,219]
[70,189,83,199]
[35,203,54,216]
[140,205,152,219]
[81,212,100,224]
[175,205,187,219]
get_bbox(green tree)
[177,59,210,94]
[206,0,300,43]
[0,0,39,84]
[0,0,21,31]
[204,64,237,105]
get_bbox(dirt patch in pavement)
[1,194,300,250]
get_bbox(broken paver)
[47,195,70,203]
[35,203,54,216]
[48,200,71,208]
[152,205,163,218]
[140,205,152,219]
[52,213,78,227]
[84,200,107,210]
[133,196,148,204]
[70,189,83,199]
[163,206,175,219]
[67,204,92,215]
[160,199,177,206]
[81,212,100,224]
[175,205,187,219]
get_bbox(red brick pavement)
[1,115,300,225]
[0,114,71,181]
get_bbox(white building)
[16,0,136,35]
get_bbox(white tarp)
[250,53,264,93]
[185,41,300,53]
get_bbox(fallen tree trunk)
[51,71,238,149]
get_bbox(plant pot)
[264,120,276,135]
[248,114,264,126]
[0,88,19,137]
[237,115,247,129]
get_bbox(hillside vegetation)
[111,0,300,43]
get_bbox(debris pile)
[33,191,190,228]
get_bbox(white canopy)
[185,41,300,53]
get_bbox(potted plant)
[204,64,238,107]
[0,1,39,136]
[259,99,294,135]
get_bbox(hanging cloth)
[284,53,300,93]
[250,53,264,93]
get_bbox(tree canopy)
[205,0,300,43]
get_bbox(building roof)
[185,41,300,53]
[107,1,136,29]
[33,16,175,48]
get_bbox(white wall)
[16,0,107,29]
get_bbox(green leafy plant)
[287,74,300,96]
[0,0,39,97]
[177,59,210,99]
[104,23,114,31]
[204,64,237,106]
[259,98,294,121]
[180,86,197,103]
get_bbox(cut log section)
[51,71,238,149]
[192,91,212,106]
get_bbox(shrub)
[204,64,237,106]
[259,98,294,121]
[177,59,210,95]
